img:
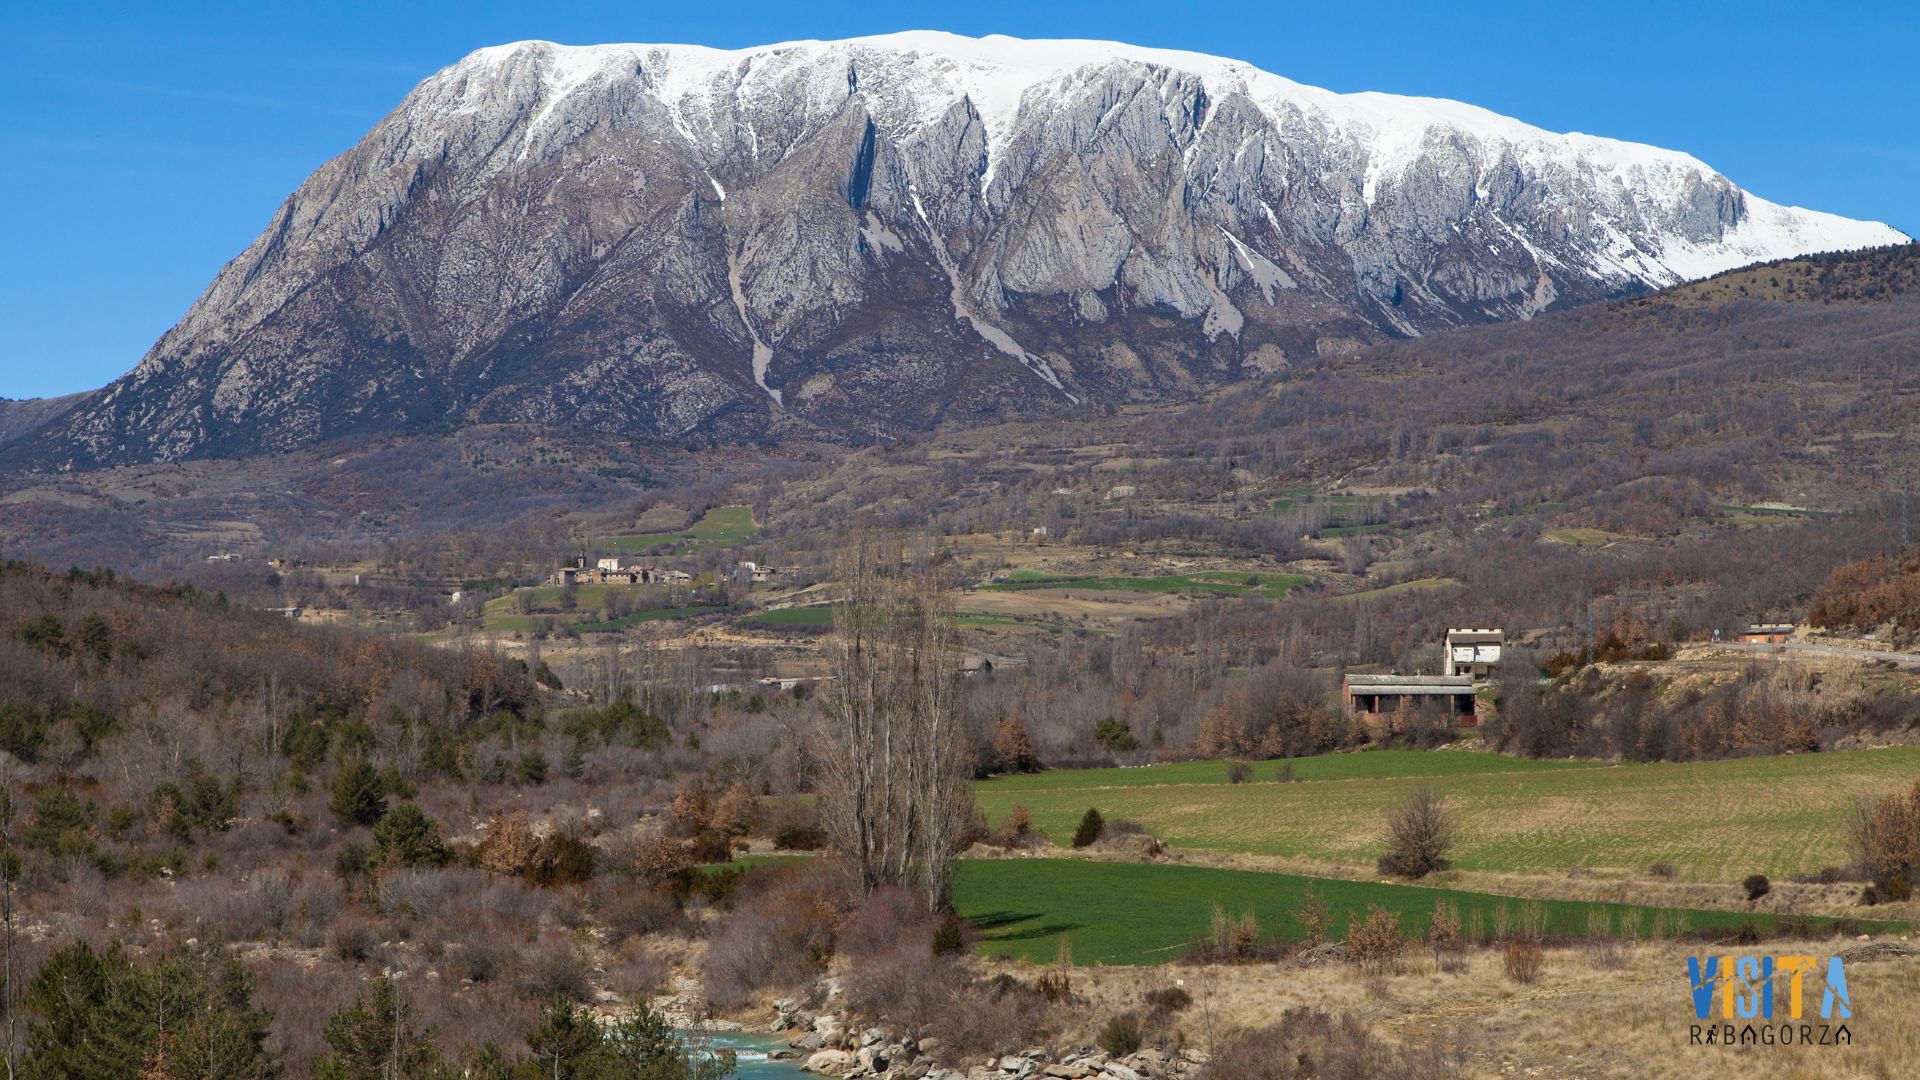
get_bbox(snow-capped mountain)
[23,31,1907,466]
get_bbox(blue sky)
[3,1,1915,399]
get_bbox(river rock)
[807,1049,857,1076]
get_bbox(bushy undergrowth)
[1200,1007,1456,1080]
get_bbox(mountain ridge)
[11,31,1907,471]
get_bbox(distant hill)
[0,391,92,448]
[1627,240,1920,308]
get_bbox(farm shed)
[1342,674,1477,725]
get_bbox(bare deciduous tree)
[818,526,974,907]
[1378,784,1455,879]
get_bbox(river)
[689,1029,808,1076]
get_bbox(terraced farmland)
[974,747,1920,881]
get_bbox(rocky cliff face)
[20,32,1906,468]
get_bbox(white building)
[1443,628,1504,679]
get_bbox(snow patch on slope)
[453,32,1904,281]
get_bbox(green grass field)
[1717,504,1831,519]
[1336,577,1459,602]
[951,612,1082,632]
[464,614,551,634]
[743,606,835,626]
[950,859,1892,965]
[707,855,1890,966]
[477,585,624,631]
[601,505,758,553]
[973,748,1920,881]
[1259,490,1393,537]
[482,584,624,615]
[745,606,1085,632]
[980,571,1307,601]
[981,750,1596,792]
[1543,527,1618,546]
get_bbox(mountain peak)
[434,32,1900,274]
[8,32,1906,470]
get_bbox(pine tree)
[315,974,448,1080]
[367,803,447,871]
[76,613,113,664]
[518,998,603,1080]
[601,1001,735,1080]
[514,998,734,1080]
[330,759,387,827]
[1071,807,1105,849]
[22,941,275,1079]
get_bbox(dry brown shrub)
[411,980,538,1062]
[709,779,758,838]
[330,913,376,963]
[930,975,1057,1063]
[514,933,591,1001]
[1097,1012,1145,1055]
[838,885,933,961]
[631,833,693,885]
[1584,907,1627,969]
[1853,780,1920,898]
[686,829,734,864]
[701,886,838,1008]
[1185,903,1277,963]
[990,804,1041,848]
[450,937,507,984]
[478,809,540,877]
[992,716,1039,772]
[603,944,671,1001]
[1346,905,1405,974]
[1427,898,1465,973]
[844,944,966,1033]
[595,883,687,942]
[1292,882,1330,944]
[1503,937,1544,984]
[668,783,711,834]
[1216,904,1261,957]
[1199,1006,1455,1080]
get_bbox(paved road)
[1719,641,1920,668]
